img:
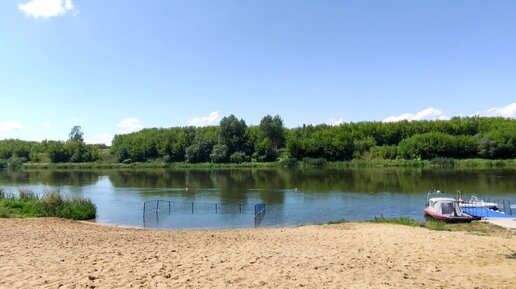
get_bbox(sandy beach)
[0,218,514,289]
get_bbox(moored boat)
[457,194,499,210]
[424,192,477,223]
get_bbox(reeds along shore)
[18,158,516,170]
[0,189,96,220]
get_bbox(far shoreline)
[18,158,516,170]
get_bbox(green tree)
[210,144,228,163]
[219,115,249,156]
[47,141,69,163]
[69,126,84,142]
[254,115,286,161]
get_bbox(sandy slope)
[0,218,515,289]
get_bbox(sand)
[0,218,515,289]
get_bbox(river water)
[1,168,515,229]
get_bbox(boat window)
[441,203,454,215]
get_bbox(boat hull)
[423,209,476,223]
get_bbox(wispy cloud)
[476,102,516,118]
[188,111,221,127]
[0,120,23,132]
[18,0,75,18]
[117,117,143,134]
[86,133,113,146]
[326,118,344,126]
[383,108,449,122]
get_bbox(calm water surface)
[1,168,515,229]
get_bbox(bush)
[38,191,64,217]
[398,132,477,160]
[0,206,10,218]
[60,196,96,220]
[278,157,299,168]
[430,157,456,168]
[210,144,228,163]
[37,191,96,220]
[301,157,327,168]
[370,145,397,160]
[229,151,249,164]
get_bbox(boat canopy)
[427,198,464,217]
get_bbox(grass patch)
[0,189,96,220]
[0,206,11,218]
[371,216,421,226]
[506,253,516,260]
[22,161,280,170]
[368,216,513,237]
[326,219,347,225]
[21,158,516,170]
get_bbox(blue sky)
[1,0,515,145]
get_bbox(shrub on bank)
[0,189,96,220]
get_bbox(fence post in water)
[239,203,242,214]
[143,202,146,218]
[168,201,171,215]
[156,200,160,217]
[192,202,194,214]
[215,203,218,214]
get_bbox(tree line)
[0,116,515,167]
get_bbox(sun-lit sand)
[0,218,515,289]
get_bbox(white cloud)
[117,117,143,134]
[477,102,516,118]
[86,133,113,146]
[0,120,23,132]
[326,118,344,126]
[18,0,75,18]
[383,107,449,122]
[64,0,73,10]
[188,111,221,127]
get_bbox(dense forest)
[0,116,515,168]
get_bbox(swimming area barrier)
[143,200,266,227]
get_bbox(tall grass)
[371,216,421,226]
[371,216,448,230]
[368,216,511,236]
[0,206,10,218]
[18,189,39,200]
[0,189,96,220]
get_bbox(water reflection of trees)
[106,168,516,195]
[1,168,515,199]
[0,170,100,186]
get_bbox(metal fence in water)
[143,200,266,227]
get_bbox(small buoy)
[294,188,298,192]
[185,187,189,192]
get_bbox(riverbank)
[0,218,514,289]
[19,158,516,170]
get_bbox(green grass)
[366,216,512,237]
[371,216,421,227]
[326,219,347,225]
[0,206,12,218]
[22,161,279,170]
[0,189,96,220]
[20,158,516,170]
